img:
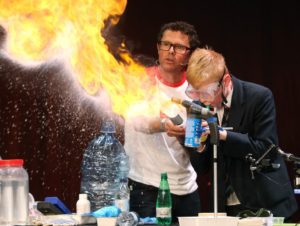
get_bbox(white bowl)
[178,216,239,226]
[97,217,117,226]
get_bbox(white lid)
[79,193,88,199]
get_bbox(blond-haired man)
[185,48,298,218]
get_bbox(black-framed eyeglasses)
[158,41,190,54]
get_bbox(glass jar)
[0,159,29,226]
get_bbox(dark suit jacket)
[195,76,298,217]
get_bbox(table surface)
[82,224,179,226]
[81,224,300,226]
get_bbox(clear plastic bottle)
[294,162,300,189]
[80,117,128,211]
[114,177,130,212]
[0,159,29,226]
[156,172,172,225]
[115,151,130,212]
[76,193,91,214]
[119,152,130,182]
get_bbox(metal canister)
[184,110,202,148]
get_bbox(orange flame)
[0,0,171,118]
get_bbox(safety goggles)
[185,81,221,100]
[185,70,226,100]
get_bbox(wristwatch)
[160,118,167,131]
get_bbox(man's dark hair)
[157,21,201,51]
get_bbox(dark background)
[118,0,300,219]
[0,0,299,221]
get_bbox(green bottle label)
[156,207,171,218]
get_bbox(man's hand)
[164,118,185,137]
[201,120,227,141]
[219,130,227,141]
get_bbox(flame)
[0,0,164,118]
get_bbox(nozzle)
[171,97,215,119]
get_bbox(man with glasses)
[183,48,298,218]
[124,21,201,222]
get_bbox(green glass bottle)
[156,172,172,225]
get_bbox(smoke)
[0,23,127,208]
[101,16,156,67]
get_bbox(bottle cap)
[0,159,24,166]
[100,118,116,133]
[79,193,88,199]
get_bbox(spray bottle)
[172,97,214,148]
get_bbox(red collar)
[155,66,186,87]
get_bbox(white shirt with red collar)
[124,66,198,195]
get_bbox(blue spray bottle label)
[184,113,202,148]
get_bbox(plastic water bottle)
[294,162,300,189]
[156,172,172,225]
[114,177,130,212]
[76,193,91,214]
[0,159,29,226]
[115,152,130,212]
[119,152,130,182]
[80,117,128,211]
[117,211,139,226]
